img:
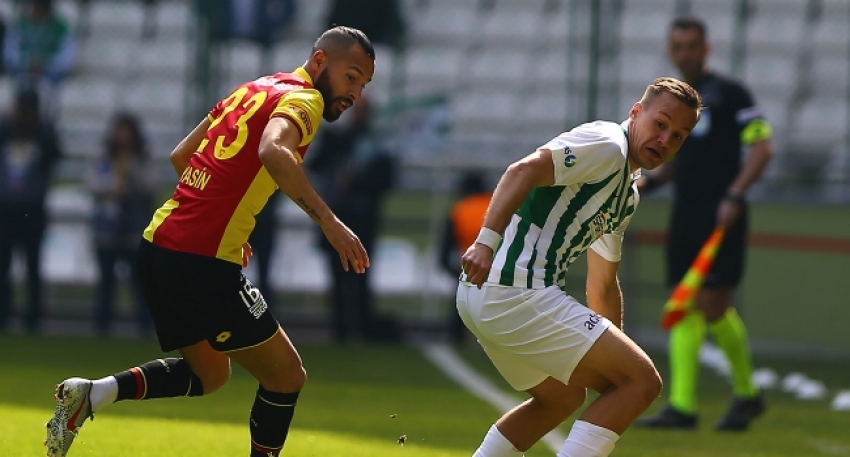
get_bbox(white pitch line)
[807,439,850,455]
[419,342,566,454]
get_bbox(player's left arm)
[586,248,623,329]
[587,190,637,329]
[718,134,772,229]
[727,134,773,198]
[169,118,211,176]
[718,88,775,227]
[727,86,775,199]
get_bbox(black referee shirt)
[673,72,765,204]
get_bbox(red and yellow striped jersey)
[143,68,324,264]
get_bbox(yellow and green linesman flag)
[661,227,727,330]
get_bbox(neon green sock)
[707,308,759,397]
[668,312,705,414]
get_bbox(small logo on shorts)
[584,313,602,331]
[240,278,268,319]
[216,331,232,343]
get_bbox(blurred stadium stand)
[1,0,848,344]
[4,0,839,179]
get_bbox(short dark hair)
[670,15,708,41]
[640,77,703,114]
[314,26,375,60]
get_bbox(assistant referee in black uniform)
[635,15,774,432]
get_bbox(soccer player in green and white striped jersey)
[458,77,702,457]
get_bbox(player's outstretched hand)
[241,242,253,269]
[461,243,494,289]
[322,219,370,274]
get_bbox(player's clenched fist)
[461,243,494,289]
[322,219,370,274]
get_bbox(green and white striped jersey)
[487,120,641,290]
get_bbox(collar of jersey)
[293,67,313,86]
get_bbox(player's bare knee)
[290,365,307,391]
[634,366,663,405]
[262,364,307,393]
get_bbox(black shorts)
[137,240,280,353]
[666,201,748,288]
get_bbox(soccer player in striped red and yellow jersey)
[46,27,375,457]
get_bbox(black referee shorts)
[666,202,748,288]
[136,240,280,353]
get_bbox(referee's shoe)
[715,391,767,431]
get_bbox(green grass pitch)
[2,335,850,456]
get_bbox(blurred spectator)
[247,191,281,308]
[87,112,156,337]
[140,0,158,39]
[0,15,6,75]
[307,97,398,343]
[228,0,296,50]
[197,0,297,59]
[439,172,491,345]
[76,0,159,39]
[324,0,406,50]
[0,85,62,332]
[3,0,75,93]
[324,0,406,96]
[195,0,297,95]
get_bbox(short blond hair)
[640,77,703,114]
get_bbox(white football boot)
[45,378,94,457]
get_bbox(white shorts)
[456,283,611,391]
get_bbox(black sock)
[114,358,204,401]
[249,386,300,457]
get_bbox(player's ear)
[310,49,328,71]
[630,102,642,120]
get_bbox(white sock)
[557,420,619,457]
[473,424,523,457]
[89,376,119,412]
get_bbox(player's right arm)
[170,118,211,176]
[462,148,555,287]
[258,116,369,273]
